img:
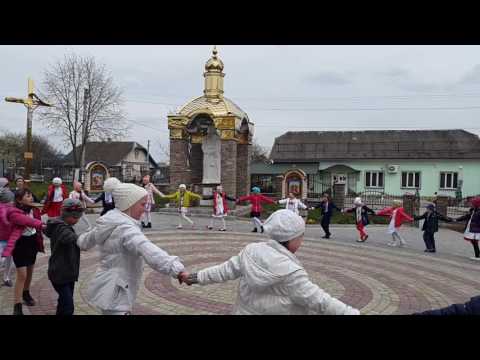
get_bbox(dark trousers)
[52,282,75,315]
[423,232,436,250]
[321,216,331,237]
[472,240,480,258]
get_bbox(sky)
[2,45,480,163]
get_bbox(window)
[365,171,384,188]
[401,171,420,189]
[440,172,458,190]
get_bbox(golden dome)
[205,46,224,72]
[178,95,249,121]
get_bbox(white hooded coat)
[77,208,184,313]
[198,239,360,315]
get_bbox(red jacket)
[2,207,44,257]
[41,184,68,215]
[377,207,413,228]
[238,194,275,213]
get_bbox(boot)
[251,228,258,233]
[22,290,36,306]
[13,303,23,315]
[141,222,146,228]
[147,222,152,228]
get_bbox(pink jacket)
[2,207,44,257]
[0,203,14,241]
[377,207,413,228]
[238,194,275,213]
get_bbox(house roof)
[270,130,480,162]
[63,141,158,167]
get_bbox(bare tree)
[38,53,128,168]
[251,139,270,162]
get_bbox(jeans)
[52,282,75,315]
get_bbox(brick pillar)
[236,143,251,198]
[190,143,203,185]
[169,139,191,192]
[435,195,449,217]
[221,140,237,197]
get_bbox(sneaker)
[388,242,397,247]
[2,279,13,287]
[177,225,183,229]
[22,290,36,306]
[13,303,23,315]
[141,222,146,228]
[469,257,480,261]
[219,228,227,232]
[147,223,152,228]
[207,226,213,230]
[363,235,368,241]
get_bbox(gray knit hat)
[0,177,9,188]
[0,188,14,203]
[61,198,85,219]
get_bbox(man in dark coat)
[414,204,453,253]
[43,198,84,315]
[312,193,340,239]
[414,295,480,315]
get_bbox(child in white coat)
[77,181,186,315]
[278,192,307,216]
[180,209,360,315]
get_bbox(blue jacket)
[415,295,480,315]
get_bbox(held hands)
[177,271,197,286]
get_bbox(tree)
[38,53,128,168]
[251,139,270,162]
[0,132,64,173]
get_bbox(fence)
[445,195,480,218]
[343,190,405,210]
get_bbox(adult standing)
[77,181,187,315]
[14,176,39,203]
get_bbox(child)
[42,177,68,219]
[278,192,307,216]
[94,177,120,216]
[377,199,413,247]
[69,181,95,227]
[43,199,84,315]
[3,189,45,315]
[311,193,340,239]
[77,180,186,315]
[455,196,480,261]
[343,197,376,242]
[0,187,15,287]
[413,204,453,253]
[140,175,164,228]
[414,295,480,315]
[203,185,236,231]
[180,209,360,315]
[162,184,202,229]
[237,187,276,233]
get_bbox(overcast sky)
[2,45,480,163]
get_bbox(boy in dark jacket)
[311,193,340,239]
[43,198,84,315]
[414,204,453,253]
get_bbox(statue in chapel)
[202,125,221,184]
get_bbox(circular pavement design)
[1,230,479,315]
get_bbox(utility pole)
[5,78,52,180]
[146,139,150,176]
[80,88,89,183]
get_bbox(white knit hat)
[52,177,62,185]
[354,197,363,206]
[112,182,148,211]
[179,184,186,190]
[263,209,305,243]
[103,177,121,193]
[0,177,9,188]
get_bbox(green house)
[251,130,480,199]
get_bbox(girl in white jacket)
[77,181,186,315]
[180,209,360,315]
[278,192,308,215]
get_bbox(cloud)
[458,64,480,85]
[304,71,352,85]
